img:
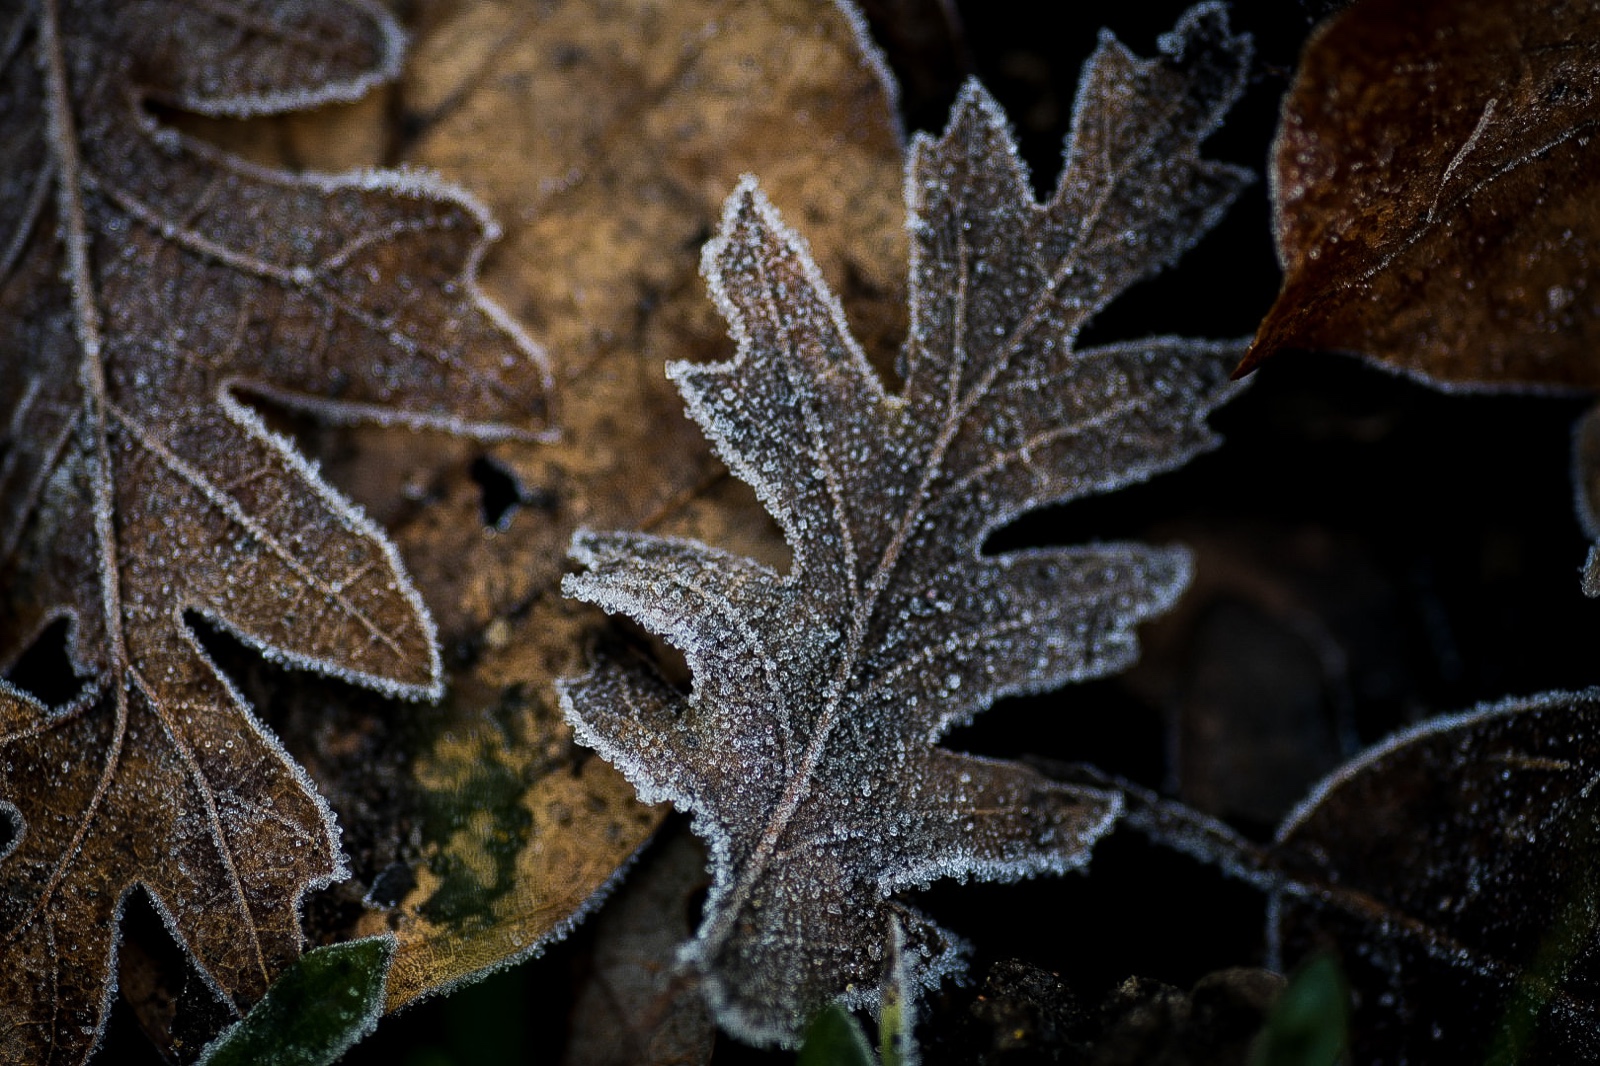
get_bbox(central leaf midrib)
[707,96,1176,965]
[35,0,273,986]
[708,210,1058,956]
[36,5,136,936]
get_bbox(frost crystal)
[0,2,545,1061]
[560,3,1250,1046]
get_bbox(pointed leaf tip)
[1257,0,1600,388]
[197,936,395,1066]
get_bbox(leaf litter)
[139,0,916,1025]
[1065,687,1600,1065]
[561,4,1252,1044]
[0,0,547,1060]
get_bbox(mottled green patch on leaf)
[418,733,535,926]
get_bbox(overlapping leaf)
[0,1,546,1061]
[562,4,1251,1045]
[321,0,910,1010]
[1071,688,1600,1064]
[150,0,910,1023]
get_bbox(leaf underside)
[562,2,1251,1045]
[0,1,546,1061]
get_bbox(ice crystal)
[561,3,1250,1045]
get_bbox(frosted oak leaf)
[0,1,547,1061]
[561,3,1251,1045]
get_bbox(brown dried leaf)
[263,0,911,1010]
[562,5,1251,1045]
[1074,689,1600,1064]
[1272,692,1600,1063]
[563,830,715,1066]
[0,1,545,1061]
[1240,0,1600,385]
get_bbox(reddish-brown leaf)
[1239,0,1600,385]
[0,2,545,1061]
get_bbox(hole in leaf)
[5,616,87,708]
[365,861,417,910]
[469,455,557,532]
[471,455,522,530]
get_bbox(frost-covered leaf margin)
[562,2,1251,1046]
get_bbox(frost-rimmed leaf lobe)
[0,2,548,1061]
[562,2,1252,1045]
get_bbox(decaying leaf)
[258,0,911,1012]
[561,4,1251,1044]
[1239,0,1600,384]
[0,1,546,1060]
[1271,691,1600,1065]
[563,830,715,1066]
[1070,689,1600,1065]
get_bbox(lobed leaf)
[0,1,546,1060]
[563,3,1251,1045]
[327,0,909,1010]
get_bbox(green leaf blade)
[197,936,395,1066]
[1250,954,1349,1066]
[797,1004,877,1066]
